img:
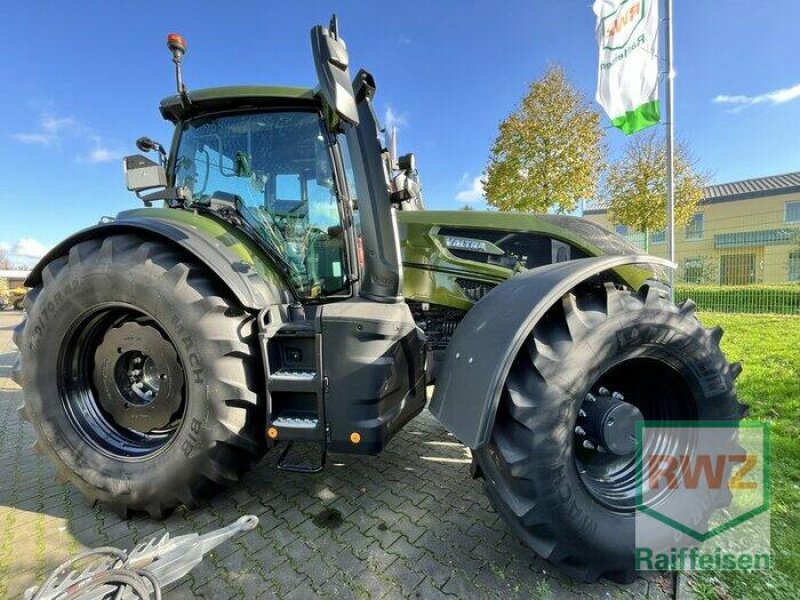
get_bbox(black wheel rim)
[58,305,186,460]
[574,357,698,513]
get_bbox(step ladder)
[258,305,327,473]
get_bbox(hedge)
[674,284,800,315]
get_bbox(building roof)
[704,171,800,202]
[584,170,800,215]
[0,270,31,279]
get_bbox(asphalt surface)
[0,310,681,599]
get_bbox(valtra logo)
[602,0,646,50]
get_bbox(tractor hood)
[398,210,660,310]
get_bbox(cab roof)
[159,85,318,122]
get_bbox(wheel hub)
[576,389,642,456]
[93,321,184,431]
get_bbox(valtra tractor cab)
[13,17,745,582]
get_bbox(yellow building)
[584,172,800,285]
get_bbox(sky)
[1,0,799,266]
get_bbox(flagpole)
[665,0,676,300]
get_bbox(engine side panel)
[398,210,659,311]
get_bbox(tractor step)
[269,370,318,393]
[272,414,319,429]
[277,441,326,474]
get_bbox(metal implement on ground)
[24,515,258,600]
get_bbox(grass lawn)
[689,313,800,599]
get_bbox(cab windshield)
[174,110,347,298]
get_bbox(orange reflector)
[350,432,361,444]
[267,427,278,439]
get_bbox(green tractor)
[13,18,745,582]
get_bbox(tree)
[605,130,708,250]
[459,204,474,211]
[0,247,10,270]
[484,65,605,214]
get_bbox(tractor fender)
[429,255,675,449]
[26,217,288,310]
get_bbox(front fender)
[429,255,674,449]
[26,216,289,310]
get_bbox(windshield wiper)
[198,191,300,284]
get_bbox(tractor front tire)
[13,235,265,518]
[475,283,746,582]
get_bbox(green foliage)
[484,65,605,214]
[675,284,800,315]
[679,256,717,285]
[691,313,800,600]
[605,130,707,234]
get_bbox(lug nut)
[585,393,596,403]
[583,440,595,450]
[575,426,586,436]
[598,387,610,396]
[612,391,624,401]
[578,409,586,418]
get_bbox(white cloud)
[13,132,57,146]
[79,137,122,164]
[84,147,118,163]
[41,114,78,134]
[0,238,49,265]
[384,106,408,131]
[713,82,800,110]
[13,109,119,164]
[455,174,486,203]
[12,238,49,259]
[14,111,83,146]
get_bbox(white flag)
[594,0,660,134]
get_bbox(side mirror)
[310,15,359,125]
[124,155,167,192]
[136,136,167,166]
[398,152,416,173]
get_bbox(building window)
[790,251,800,282]
[615,224,629,236]
[650,230,666,244]
[786,201,800,223]
[685,213,704,240]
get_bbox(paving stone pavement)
[0,312,679,599]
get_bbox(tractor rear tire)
[475,283,746,583]
[12,234,265,518]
